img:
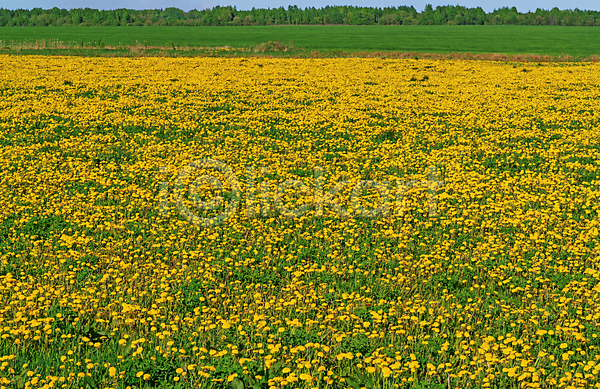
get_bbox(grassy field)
[1,25,600,57]
[1,55,600,388]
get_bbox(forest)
[1,5,599,27]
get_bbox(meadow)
[0,55,599,389]
[1,25,600,58]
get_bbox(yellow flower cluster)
[0,55,599,388]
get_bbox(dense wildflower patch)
[0,56,599,388]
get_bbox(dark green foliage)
[0,5,599,27]
[340,333,371,356]
[278,328,320,347]
[17,214,73,239]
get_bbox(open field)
[1,25,600,58]
[1,56,600,388]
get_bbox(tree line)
[1,5,599,27]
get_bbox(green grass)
[1,25,600,57]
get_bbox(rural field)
[0,54,599,389]
[2,25,600,58]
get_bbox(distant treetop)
[1,5,599,27]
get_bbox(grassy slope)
[1,25,600,57]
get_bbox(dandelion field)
[0,55,600,389]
